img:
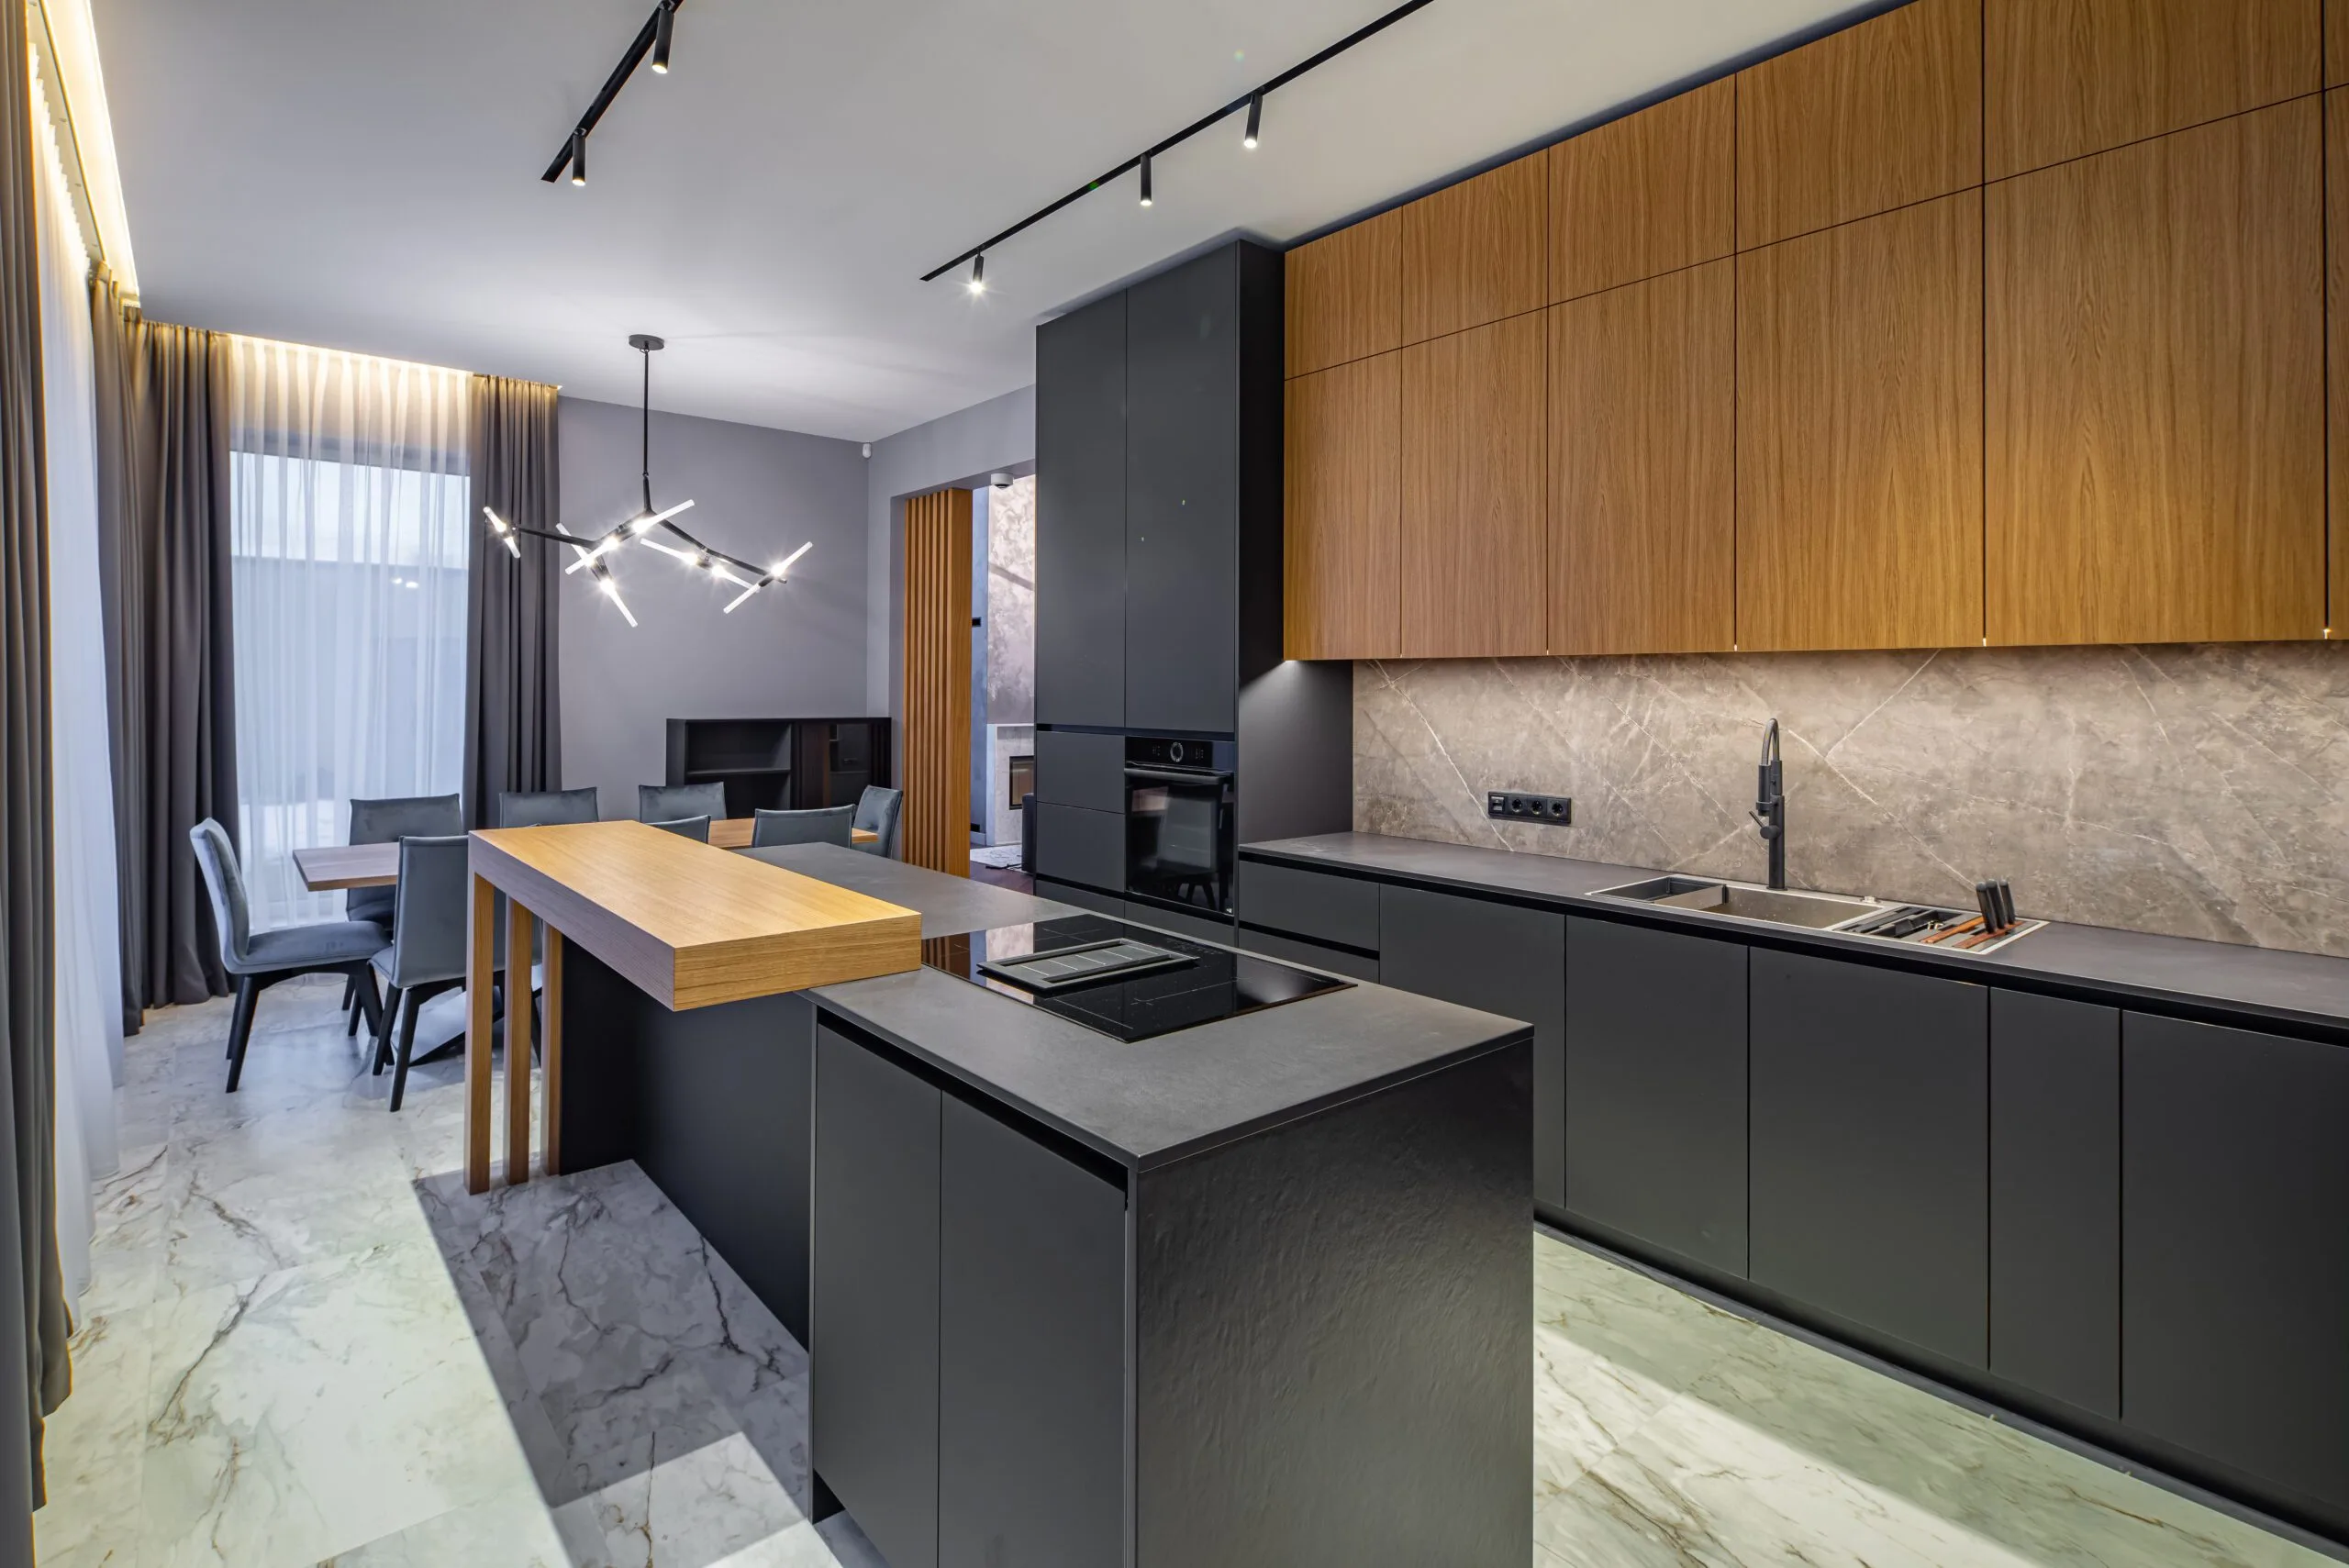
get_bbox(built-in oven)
[1122,734,1236,917]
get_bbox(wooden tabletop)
[468,820,920,1010]
[295,817,875,889]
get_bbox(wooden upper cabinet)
[1737,0,1983,250]
[1286,209,1400,377]
[2332,0,2349,85]
[2332,91,2349,627]
[1548,261,1735,654]
[1285,354,1401,660]
[1549,80,1734,303]
[1399,315,1546,657]
[1987,0,2320,178]
[1399,155,1546,344]
[1987,102,2324,646]
[1738,191,1985,652]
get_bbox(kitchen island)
[496,835,1535,1568]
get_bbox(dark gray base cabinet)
[1564,917,1749,1277]
[2122,1013,2349,1518]
[1749,951,1989,1369]
[1377,884,1564,1212]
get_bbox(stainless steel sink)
[1594,875,1878,931]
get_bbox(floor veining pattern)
[32,976,2328,1568]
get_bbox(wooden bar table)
[462,820,919,1193]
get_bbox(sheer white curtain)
[224,339,470,929]
[35,60,122,1304]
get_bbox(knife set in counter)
[1841,878,2041,955]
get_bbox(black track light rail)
[541,0,682,184]
[918,0,1437,283]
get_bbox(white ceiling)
[92,0,1863,441]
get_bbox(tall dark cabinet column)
[1036,291,1129,728]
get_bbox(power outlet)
[1487,791,1573,826]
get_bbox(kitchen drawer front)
[1034,804,1123,895]
[1124,901,1236,948]
[1236,859,1381,952]
[1234,925,1382,983]
[1035,729,1126,813]
[1034,876,1124,918]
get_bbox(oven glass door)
[1124,765,1234,916]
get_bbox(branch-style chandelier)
[481,335,811,628]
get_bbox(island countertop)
[745,845,1532,1172]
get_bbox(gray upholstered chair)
[340,794,462,1032]
[852,785,903,858]
[367,834,472,1113]
[189,818,387,1092]
[638,782,727,824]
[495,786,602,828]
[649,815,712,842]
[751,805,856,848]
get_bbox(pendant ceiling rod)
[541,0,683,184]
[918,0,1437,284]
[637,333,656,514]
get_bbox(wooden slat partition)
[903,487,973,876]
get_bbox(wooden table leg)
[541,929,563,1177]
[464,872,496,1195]
[506,897,535,1186]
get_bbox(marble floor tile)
[33,1305,152,1568]
[314,1483,572,1567]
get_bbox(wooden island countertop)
[463,820,921,1190]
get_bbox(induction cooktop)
[920,914,1352,1042]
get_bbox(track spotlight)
[967,252,985,295]
[1243,92,1262,149]
[651,1,675,72]
[569,128,586,185]
[1139,151,1153,206]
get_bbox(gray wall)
[559,396,868,820]
[1355,645,2349,958]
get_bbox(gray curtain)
[91,273,236,1020]
[463,375,561,828]
[0,0,61,1526]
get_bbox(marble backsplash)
[1353,644,2349,958]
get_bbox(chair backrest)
[346,794,463,922]
[496,786,602,828]
[385,834,472,988]
[187,818,251,971]
[852,785,903,857]
[649,815,712,842]
[751,804,856,849]
[639,782,727,824]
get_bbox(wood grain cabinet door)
[1737,191,1985,652]
[1549,78,1733,303]
[1548,261,1734,654]
[1286,208,1401,377]
[1987,101,2323,646]
[1284,353,1401,659]
[1399,314,1547,657]
[2329,90,2348,627]
[1399,154,1546,344]
[1736,0,1982,250]
[1987,0,2320,179]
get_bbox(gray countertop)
[1242,832,2349,1040]
[748,844,1531,1170]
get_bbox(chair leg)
[388,994,423,1113]
[373,984,403,1074]
[224,975,262,1093]
[341,973,360,1035]
[353,965,385,1040]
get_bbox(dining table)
[293,817,878,890]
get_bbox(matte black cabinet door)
[1378,884,1564,1212]
[1990,990,2119,1418]
[938,1098,1127,1567]
[2122,1013,2349,1515]
[1564,917,1749,1277]
[812,1026,941,1568]
[1034,728,1125,812]
[1033,803,1124,896]
[1036,291,1126,728]
[1750,951,1988,1367]
[1125,248,1238,734]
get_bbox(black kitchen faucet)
[1751,717,1787,891]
